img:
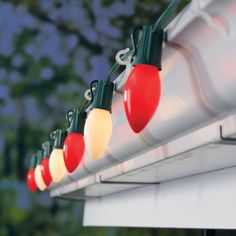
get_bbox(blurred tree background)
[0,0,202,235]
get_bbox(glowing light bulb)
[49,129,67,183]
[84,108,112,160]
[41,141,52,186]
[123,25,163,133]
[26,168,37,192]
[63,110,86,173]
[34,164,46,191]
[63,132,85,173]
[26,154,37,192]
[49,148,67,183]
[34,151,47,191]
[41,157,52,186]
[124,64,161,133]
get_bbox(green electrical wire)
[106,62,120,83]
[153,0,181,31]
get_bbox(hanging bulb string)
[153,0,181,31]
[27,1,191,188]
[30,1,168,156]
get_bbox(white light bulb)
[84,108,112,160]
[34,165,46,191]
[49,148,67,183]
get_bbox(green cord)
[106,62,120,83]
[153,0,180,31]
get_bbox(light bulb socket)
[42,141,51,158]
[67,109,87,134]
[29,154,37,169]
[91,80,114,112]
[132,25,164,70]
[53,129,67,149]
[36,150,43,165]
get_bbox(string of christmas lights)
[26,0,180,192]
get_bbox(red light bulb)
[41,157,52,186]
[124,64,161,133]
[26,168,37,192]
[63,132,85,173]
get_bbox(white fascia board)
[84,165,236,229]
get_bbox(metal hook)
[66,109,73,120]
[219,125,236,145]
[99,175,160,185]
[84,89,92,101]
[84,86,97,101]
[89,80,98,103]
[50,130,57,143]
